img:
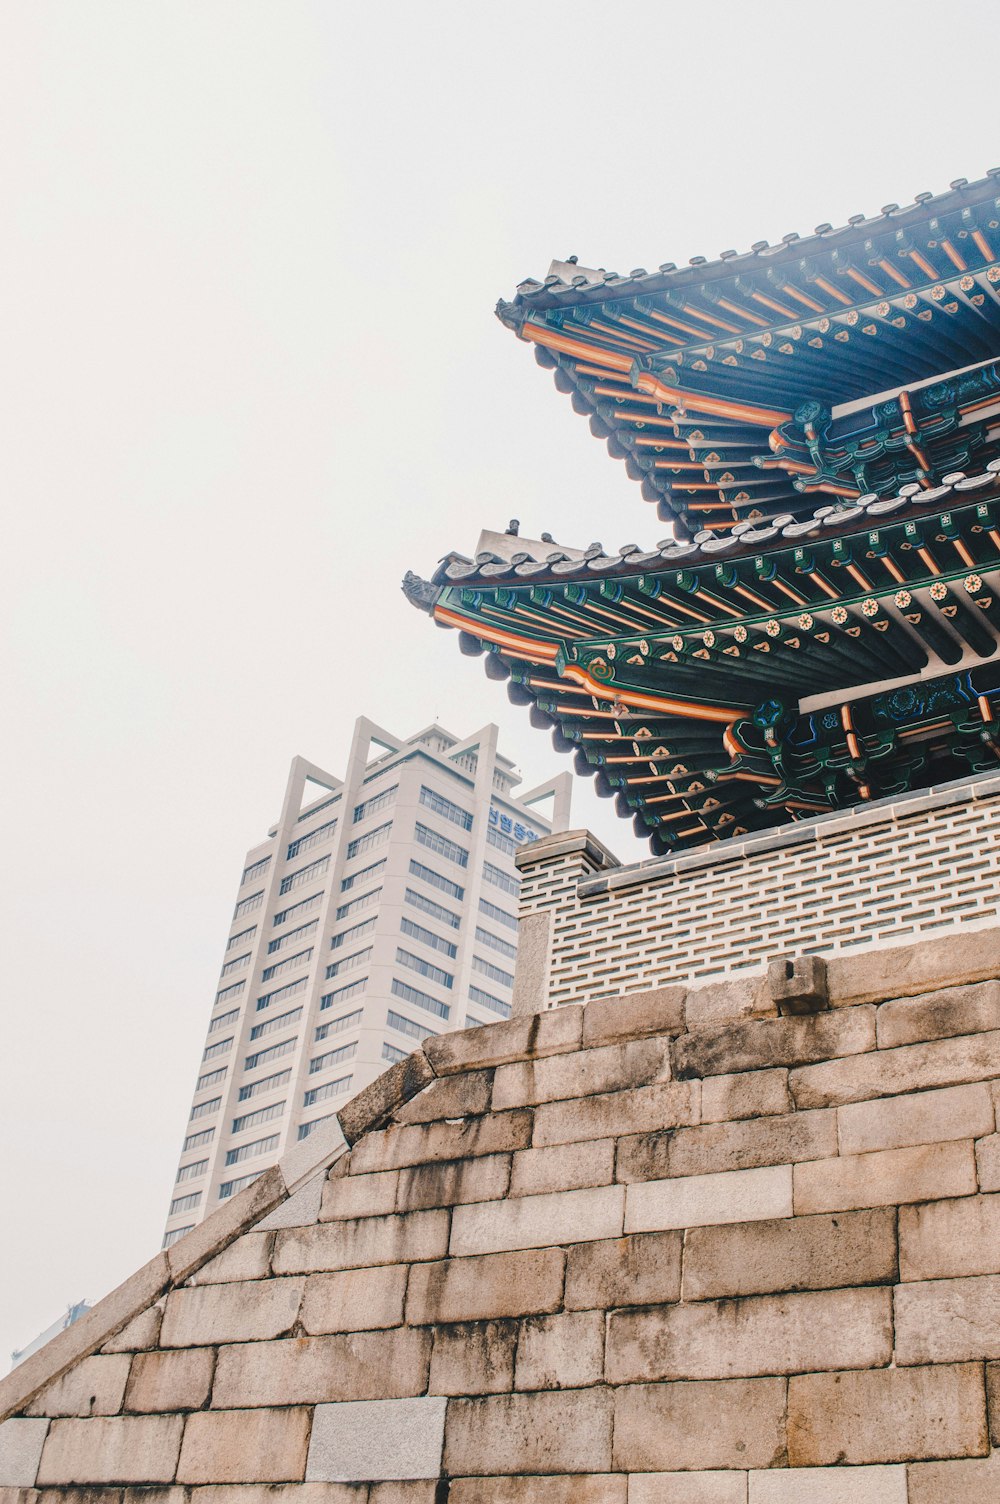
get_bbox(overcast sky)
[2,0,997,1360]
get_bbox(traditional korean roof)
[497,172,1000,537]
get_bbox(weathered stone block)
[675,1006,875,1080]
[449,1477,626,1503]
[0,1419,49,1487]
[212,1329,432,1407]
[348,1111,532,1176]
[564,1231,682,1311]
[514,1311,604,1390]
[306,1396,447,1483]
[100,1304,163,1355]
[272,1210,450,1275]
[406,1248,565,1325]
[183,1488,363,1503]
[975,1133,1000,1191]
[451,1184,624,1256]
[989,1362,1000,1445]
[443,1388,613,1475]
[684,974,773,1032]
[581,986,686,1046]
[177,1408,311,1484]
[793,1140,976,1214]
[895,1275,1000,1363]
[321,1169,400,1222]
[509,1139,615,1198]
[606,1287,892,1381]
[394,1153,510,1213]
[787,1362,988,1465]
[428,1320,517,1395]
[37,1416,183,1486]
[768,953,828,1015]
[654,1109,837,1181]
[746,1466,906,1503]
[701,1069,791,1124]
[790,1029,1000,1109]
[253,1174,325,1232]
[613,1377,785,1471]
[337,1050,435,1145]
[493,1039,672,1111]
[301,1264,408,1334]
[531,1082,699,1148]
[424,1008,582,1077]
[826,927,1000,1007]
[192,1231,272,1285]
[627,1474,748,1504]
[900,1193,1000,1280]
[625,1165,792,1233]
[26,1355,131,1418]
[393,1070,493,1125]
[838,1082,994,1155]
[123,1349,215,1414]
[613,1131,672,1184]
[908,1453,1000,1504]
[683,1208,897,1301]
[276,1115,348,1195]
[166,1167,286,1285]
[160,1277,304,1347]
[876,980,1000,1049]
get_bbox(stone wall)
[4,919,1000,1500]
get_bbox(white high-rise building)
[163,717,571,1244]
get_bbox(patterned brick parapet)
[3,914,1000,1500]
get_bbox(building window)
[330,917,377,949]
[473,954,514,989]
[400,916,458,960]
[405,887,461,930]
[225,1133,279,1166]
[287,817,338,861]
[408,859,464,901]
[238,1068,291,1101]
[215,980,245,1005]
[414,823,468,868]
[419,785,474,831]
[232,1100,285,1134]
[256,976,309,1013]
[272,891,324,928]
[261,947,313,983]
[267,918,319,954]
[297,1114,333,1140]
[340,858,386,893]
[202,1036,233,1063]
[315,1008,363,1042]
[303,1076,352,1108]
[326,947,372,979]
[479,897,518,932]
[387,1007,439,1040]
[390,978,450,1020]
[244,1036,297,1072]
[227,925,257,951]
[346,822,392,861]
[183,1127,215,1151]
[396,947,453,989]
[218,1171,263,1200]
[486,825,517,858]
[170,1192,201,1215]
[242,856,271,886]
[249,1006,303,1042]
[196,1067,227,1091]
[279,855,331,896]
[469,985,511,1018]
[336,887,382,921]
[320,978,367,1010]
[474,925,517,962]
[451,749,478,774]
[162,1225,193,1247]
[309,1040,357,1074]
[382,1042,407,1064]
[175,1158,207,1184]
[234,890,265,920]
[352,785,398,824]
[190,1096,221,1121]
[209,1007,240,1034]
[220,952,251,977]
[483,861,519,897]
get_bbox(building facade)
[162,717,570,1245]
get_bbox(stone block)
[900,1193,1000,1280]
[532,1082,699,1148]
[428,1320,517,1395]
[606,1287,892,1382]
[405,1248,565,1325]
[100,1304,163,1355]
[337,1051,436,1145]
[793,1140,976,1214]
[301,1265,408,1334]
[674,1007,874,1080]
[627,1474,747,1503]
[746,1467,906,1503]
[160,1277,304,1347]
[369,1485,439,1504]
[683,1208,897,1301]
[564,1231,682,1311]
[0,1420,48,1487]
[37,1416,183,1486]
[321,1169,400,1221]
[253,1174,325,1231]
[272,1116,348,1197]
[876,980,1000,1049]
[25,1355,131,1418]
[651,1109,838,1181]
[393,1070,493,1125]
[510,1139,615,1198]
[306,1396,447,1482]
[613,1132,672,1184]
[184,1489,364,1503]
[976,1134,1000,1191]
[450,1184,625,1256]
[424,1007,583,1077]
[826,927,1000,1006]
[123,1349,215,1414]
[443,1388,613,1475]
[394,1154,510,1213]
[787,1362,987,1465]
[701,1069,791,1124]
[348,1111,533,1175]
[684,975,774,1032]
[514,1311,604,1390]
[625,1165,792,1233]
[449,1476,626,1503]
[166,1166,286,1285]
[211,1329,431,1407]
[895,1275,1000,1363]
[768,953,828,1015]
[790,1029,1000,1109]
[613,1377,785,1471]
[838,1082,994,1155]
[908,1453,1000,1504]
[272,1210,450,1275]
[177,1408,311,1484]
[492,1039,672,1111]
[989,1362,1000,1445]
[192,1231,272,1284]
[581,986,686,1046]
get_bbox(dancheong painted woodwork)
[404,173,1000,854]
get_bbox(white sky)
[1,0,997,1360]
